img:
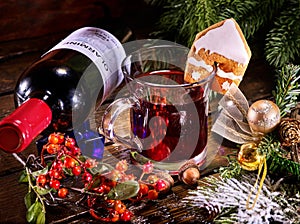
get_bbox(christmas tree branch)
[273,64,300,117]
[183,173,300,223]
[265,4,300,67]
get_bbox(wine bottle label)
[46,27,126,102]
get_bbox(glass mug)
[99,45,216,173]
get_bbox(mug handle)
[98,97,143,152]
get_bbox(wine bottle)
[0,27,126,153]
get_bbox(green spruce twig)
[267,149,300,179]
[257,133,281,156]
[273,64,300,117]
[219,154,243,179]
[265,5,300,67]
[257,133,300,179]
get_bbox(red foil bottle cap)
[0,98,52,153]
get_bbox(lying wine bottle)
[0,27,127,153]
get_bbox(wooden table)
[0,6,275,224]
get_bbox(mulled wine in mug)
[100,45,216,172]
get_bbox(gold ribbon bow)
[212,84,268,210]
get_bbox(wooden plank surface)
[0,172,28,223]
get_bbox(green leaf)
[131,151,185,171]
[19,170,29,183]
[34,186,52,196]
[63,167,73,176]
[26,203,36,222]
[36,211,46,224]
[107,180,140,200]
[31,167,49,178]
[78,155,87,162]
[24,191,36,210]
[26,201,42,223]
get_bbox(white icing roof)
[194,19,249,65]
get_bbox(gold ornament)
[237,142,264,171]
[238,142,268,210]
[247,100,281,134]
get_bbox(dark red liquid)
[130,70,208,163]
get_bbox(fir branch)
[267,149,300,180]
[151,0,220,46]
[219,154,243,179]
[180,0,218,46]
[257,133,281,156]
[219,133,281,179]
[148,0,287,46]
[255,125,300,180]
[272,64,300,117]
[265,4,300,67]
[147,0,299,69]
[219,0,285,38]
[182,173,300,223]
[256,91,300,180]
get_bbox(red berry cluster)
[35,132,174,222]
[86,160,134,222]
[88,198,133,222]
[86,160,173,222]
[36,133,96,199]
[134,161,173,201]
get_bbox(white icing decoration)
[217,69,243,81]
[194,19,249,65]
[221,81,231,90]
[192,71,201,80]
[187,57,214,72]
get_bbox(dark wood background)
[0,0,156,41]
[0,1,275,223]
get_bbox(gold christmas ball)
[237,142,263,171]
[247,100,281,134]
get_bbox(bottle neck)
[0,98,52,153]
